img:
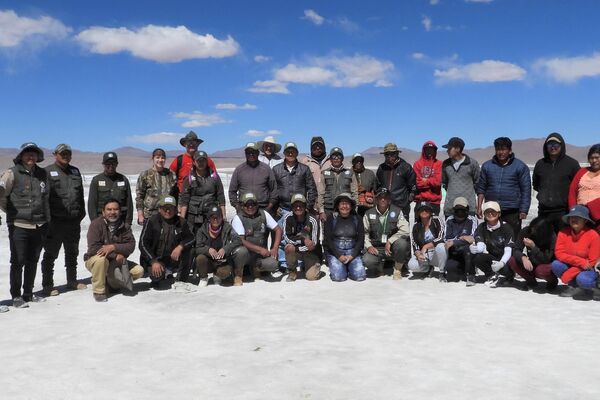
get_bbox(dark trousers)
[444,245,474,279]
[41,218,81,287]
[147,254,190,282]
[9,224,48,299]
[500,209,522,238]
[471,253,514,278]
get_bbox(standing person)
[362,188,411,280]
[352,153,378,216]
[179,150,226,233]
[139,195,195,288]
[0,143,50,308]
[376,143,416,220]
[169,131,217,196]
[441,137,480,217]
[407,201,447,279]
[442,197,478,283]
[281,194,322,282]
[41,144,87,297]
[136,148,177,225]
[533,133,580,232]
[476,137,531,237]
[413,141,442,216]
[469,201,515,288]
[84,199,144,302]
[228,142,277,213]
[508,216,558,292]
[88,152,133,225]
[301,136,332,206]
[324,193,366,282]
[316,147,358,222]
[258,135,283,168]
[568,144,600,228]
[232,193,282,281]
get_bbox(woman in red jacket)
[568,144,600,228]
[551,204,600,300]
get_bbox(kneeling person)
[232,193,282,280]
[84,199,144,302]
[139,195,195,287]
[282,194,321,281]
[362,188,410,279]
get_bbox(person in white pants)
[407,201,447,278]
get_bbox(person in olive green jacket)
[88,152,133,225]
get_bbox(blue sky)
[1,0,600,155]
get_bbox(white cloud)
[434,60,526,83]
[247,80,290,94]
[412,52,426,60]
[172,111,230,128]
[126,132,181,145]
[533,53,600,83]
[303,9,325,26]
[422,15,432,32]
[335,17,360,33]
[245,129,281,137]
[430,0,440,5]
[0,9,71,48]
[215,103,257,110]
[254,55,271,63]
[76,24,239,63]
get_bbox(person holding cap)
[179,150,226,233]
[413,141,442,216]
[273,142,317,215]
[476,137,531,237]
[41,144,87,297]
[352,153,378,216]
[376,143,416,220]
[169,131,217,195]
[229,142,277,212]
[324,193,366,281]
[469,201,515,288]
[568,144,600,230]
[442,197,479,283]
[88,151,133,225]
[139,195,195,288]
[232,192,282,281]
[301,136,332,189]
[258,135,283,168]
[407,201,447,279]
[362,188,411,279]
[532,132,580,232]
[316,146,358,222]
[551,205,600,300]
[136,148,177,225]
[441,137,480,217]
[0,143,50,308]
[281,194,321,281]
[195,205,249,286]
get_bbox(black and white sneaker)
[23,294,46,303]
[12,297,29,308]
[484,274,501,288]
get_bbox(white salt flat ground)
[1,172,599,399]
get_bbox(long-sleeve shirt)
[228,162,277,209]
[555,227,600,269]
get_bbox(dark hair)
[152,148,166,158]
[588,144,600,160]
[493,137,512,149]
[103,198,121,209]
[523,216,554,250]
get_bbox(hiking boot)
[393,269,402,280]
[558,286,578,297]
[572,288,594,301]
[286,270,297,282]
[198,277,209,287]
[93,293,107,302]
[23,294,46,303]
[0,305,8,313]
[233,276,243,286]
[12,297,29,308]
[67,281,87,290]
[465,274,476,287]
[43,286,59,297]
[484,274,501,288]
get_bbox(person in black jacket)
[376,143,416,219]
[442,197,479,283]
[532,132,581,232]
[88,152,133,225]
[407,201,446,278]
[139,195,195,288]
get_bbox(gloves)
[470,242,485,254]
[491,260,505,272]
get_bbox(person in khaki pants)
[84,198,144,302]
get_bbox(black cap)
[442,137,465,151]
[102,152,118,164]
[415,201,434,213]
[311,136,325,147]
[375,187,391,198]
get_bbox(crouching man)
[362,188,411,279]
[84,199,144,302]
[139,195,195,288]
[281,194,321,282]
[195,205,249,286]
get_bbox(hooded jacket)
[376,158,417,210]
[413,141,442,204]
[476,153,531,213]
[532,133,580,213]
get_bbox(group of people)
[1,130,600,311]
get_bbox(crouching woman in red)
[551,205,600,300]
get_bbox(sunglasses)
[331,154,343,160]
[243,202,258,207]
[546,143,561,149]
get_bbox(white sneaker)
[172,281,198,293]
[485,274,501,288]
[198,278,209,287]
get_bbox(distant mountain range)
[0,138,593,174]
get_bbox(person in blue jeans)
[324,193,366,281]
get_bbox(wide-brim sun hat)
[562,204,594,225]
[179,131,203,146]
[333,192,356,211]
[257,135,282,153]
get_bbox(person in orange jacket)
[413,141,442,216]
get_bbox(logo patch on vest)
[117,181,125,187]
[50,171,59,177]
[324,171,331,176]
[344,171,351,175]
[390,212,396,218]
[40,182,46,193]
[98,180,106,187]
[369,214,376,220]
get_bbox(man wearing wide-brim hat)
[0,142,50,308]
[258,135,283,169]
[169,130,218,195]
[376,142,416,220]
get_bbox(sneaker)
[93,293,107,302]
[12,297,29,308]
[0,305,8,313]
[23,294,46,303]
[558,286,578,298]
[233,276,243,286]
[572,288,594,301]
[198,277,209,287]
[286,271,297,282]
[465,275,476,287]
[484,274,501,288]
[67,281,87,290]
[212,275,222,286]
[438,273,447,283]
[43,286,59,297]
